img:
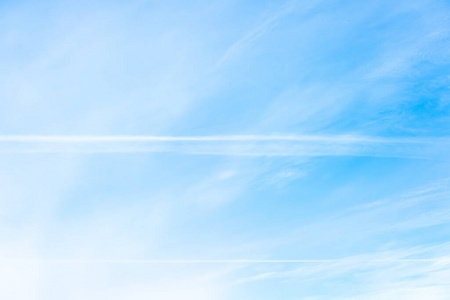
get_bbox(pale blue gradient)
[0,0,450,299]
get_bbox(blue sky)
[1,0,450,299]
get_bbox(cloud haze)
[0,0,449,299]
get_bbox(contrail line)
[3,259,450,264]
[0,135,447,158]
[0,134,443,142]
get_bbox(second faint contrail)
[4,258,450,264]
[0,134,388,142]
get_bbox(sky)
[0,0,450,299]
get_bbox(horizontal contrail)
[0,134,392,142]
[0,135,448,158]
[3,258,450,264]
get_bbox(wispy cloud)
[214,0,321,70]
[214,2,293,69]
[235,243,450,299]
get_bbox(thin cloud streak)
[4,258,450,264]
[0,135,448,158]
[0,134,394,142]
[214,1,297,69]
